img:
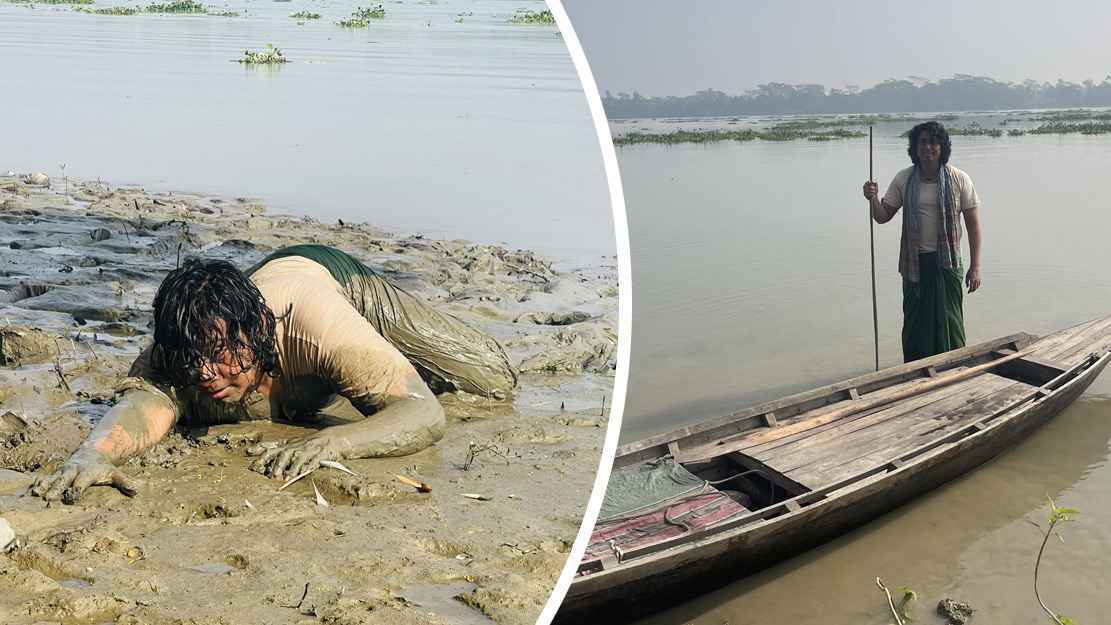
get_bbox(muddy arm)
[334,370,445,458]
[86,388,180,463]
[31,345,181,502]
[253,369,444,479]
[29,388,178,502]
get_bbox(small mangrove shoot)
[1032,497,1079,625]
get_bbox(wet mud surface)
[0,174,617,625]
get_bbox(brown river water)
[617,113,1111,624]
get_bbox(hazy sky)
[562,0,1111,96]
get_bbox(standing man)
[863,121,982,362]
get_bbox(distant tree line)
[603,75,1111,118]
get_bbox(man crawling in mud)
[31,245,517,503]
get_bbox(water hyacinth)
[13,0,95,5]
[336,4,383,26]
[237,43,288,65]
[614,126,866,147]
[75,4,141,13]
[145,0,206,12]
[289,10,320,18]
[508,8,554,24]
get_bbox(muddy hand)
[250,434,348,480]
[29,447,142,504]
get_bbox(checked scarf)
[899,164,962,283]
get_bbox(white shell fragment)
[460,493,491,501]
[278,468,315,491]
[320,460,359,476]
[312,480,329,507]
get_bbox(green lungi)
[902,252,966,363]
[248,244,517,399]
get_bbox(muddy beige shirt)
[125,256,415,425]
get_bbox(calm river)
[0,0,612,265]
[619,113,1111,624]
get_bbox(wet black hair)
[907,121,952,167]
[149,257,279,388]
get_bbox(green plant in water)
[13,0,95,5]
[1030,121,1111,135]
[237,43,288,65]
[145,0,205,12]
[290,10,319,18]
[875,578,915,625]
[354,4,384,18]
[76,4,141,13]
[337,6,383,27]
[211,9,237,16]
[508,8,554,24]
[1030,497,1079,625]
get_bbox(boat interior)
[581,316,1111,573]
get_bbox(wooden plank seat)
[752,373,1038,489]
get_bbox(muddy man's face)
[195,318,259,403]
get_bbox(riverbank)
[0,173,617,625]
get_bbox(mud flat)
[0,174,617,625]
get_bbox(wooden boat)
[555,315,1111,623]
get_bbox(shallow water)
[618,112,1111,624]
[0,0,613,265]
[621,112,1111,440]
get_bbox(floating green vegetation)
[614,126,865,147]
[771,118,872,132]
[12,0,95,5]
[807,129,868,141]
[615,129,758,146]
[1031,109,1111,122]
[770,114,959,134]
[508,8,554,24]
[337,4,383,27]
[236,43,288,65]
[1030,121,1111,135]
[950,126,1004,137]
[290,10,319,18]
[454,10,471,22]
[1007,128,1026,136]
[898,122,1004,138]
[211,9,237,16]
[76,4,141,13]
[145,0,205,12]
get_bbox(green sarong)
[902,252,966,363]
[248,244,517,399]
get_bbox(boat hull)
[555,350,1109,624]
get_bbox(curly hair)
[149,258,280,389]
[907,121,952,167]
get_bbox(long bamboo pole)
[869,126,879,371]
